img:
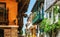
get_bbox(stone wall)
[4,27,18,37]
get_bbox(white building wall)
[51,8,54,24]
[44,0,56,11]
[54,13,59,23]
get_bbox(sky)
[22,0,36,35]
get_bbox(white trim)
[51,8,53,24]
[0,25,18,28]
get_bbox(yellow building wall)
[30,26,37,37]
[33,28,36,37]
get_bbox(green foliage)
[40,18,60,32]
[58,8,60,13]
[40,18,51,32]
[44,19,52,32]
[44,24,51,32]
[53,5,59,14]
[53,5,60,14]
[56,20,60,29]
[40,18,47,29]
[39,5,60,33]
[51,24,56,29]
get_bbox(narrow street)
[0,0,60,37]
[24,0,60,37]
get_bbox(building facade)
[30,0,60,37]
[26,0,60,37]
[44,0,60,37]
[25,13,33,37]
[0,0,30,37]
[32,0,44,37]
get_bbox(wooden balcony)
[32,12,43,24]
[32,0,44,24]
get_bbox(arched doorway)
[0,29,4,37]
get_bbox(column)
[51,7,53,24]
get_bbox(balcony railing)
[32,11,44,24]
[32,0,44,24]
[32,14,40,24]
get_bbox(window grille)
[0,2,8,25]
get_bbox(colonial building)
[44,0,60,37]
[32,0,44,37]
[25,13,33,37]
[0,0,30,37]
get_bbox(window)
[49,12,51,18]
[0,2,8,25]
[58,13,60,20]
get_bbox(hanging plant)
[53,5,59,14]
[56,20,60,29]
